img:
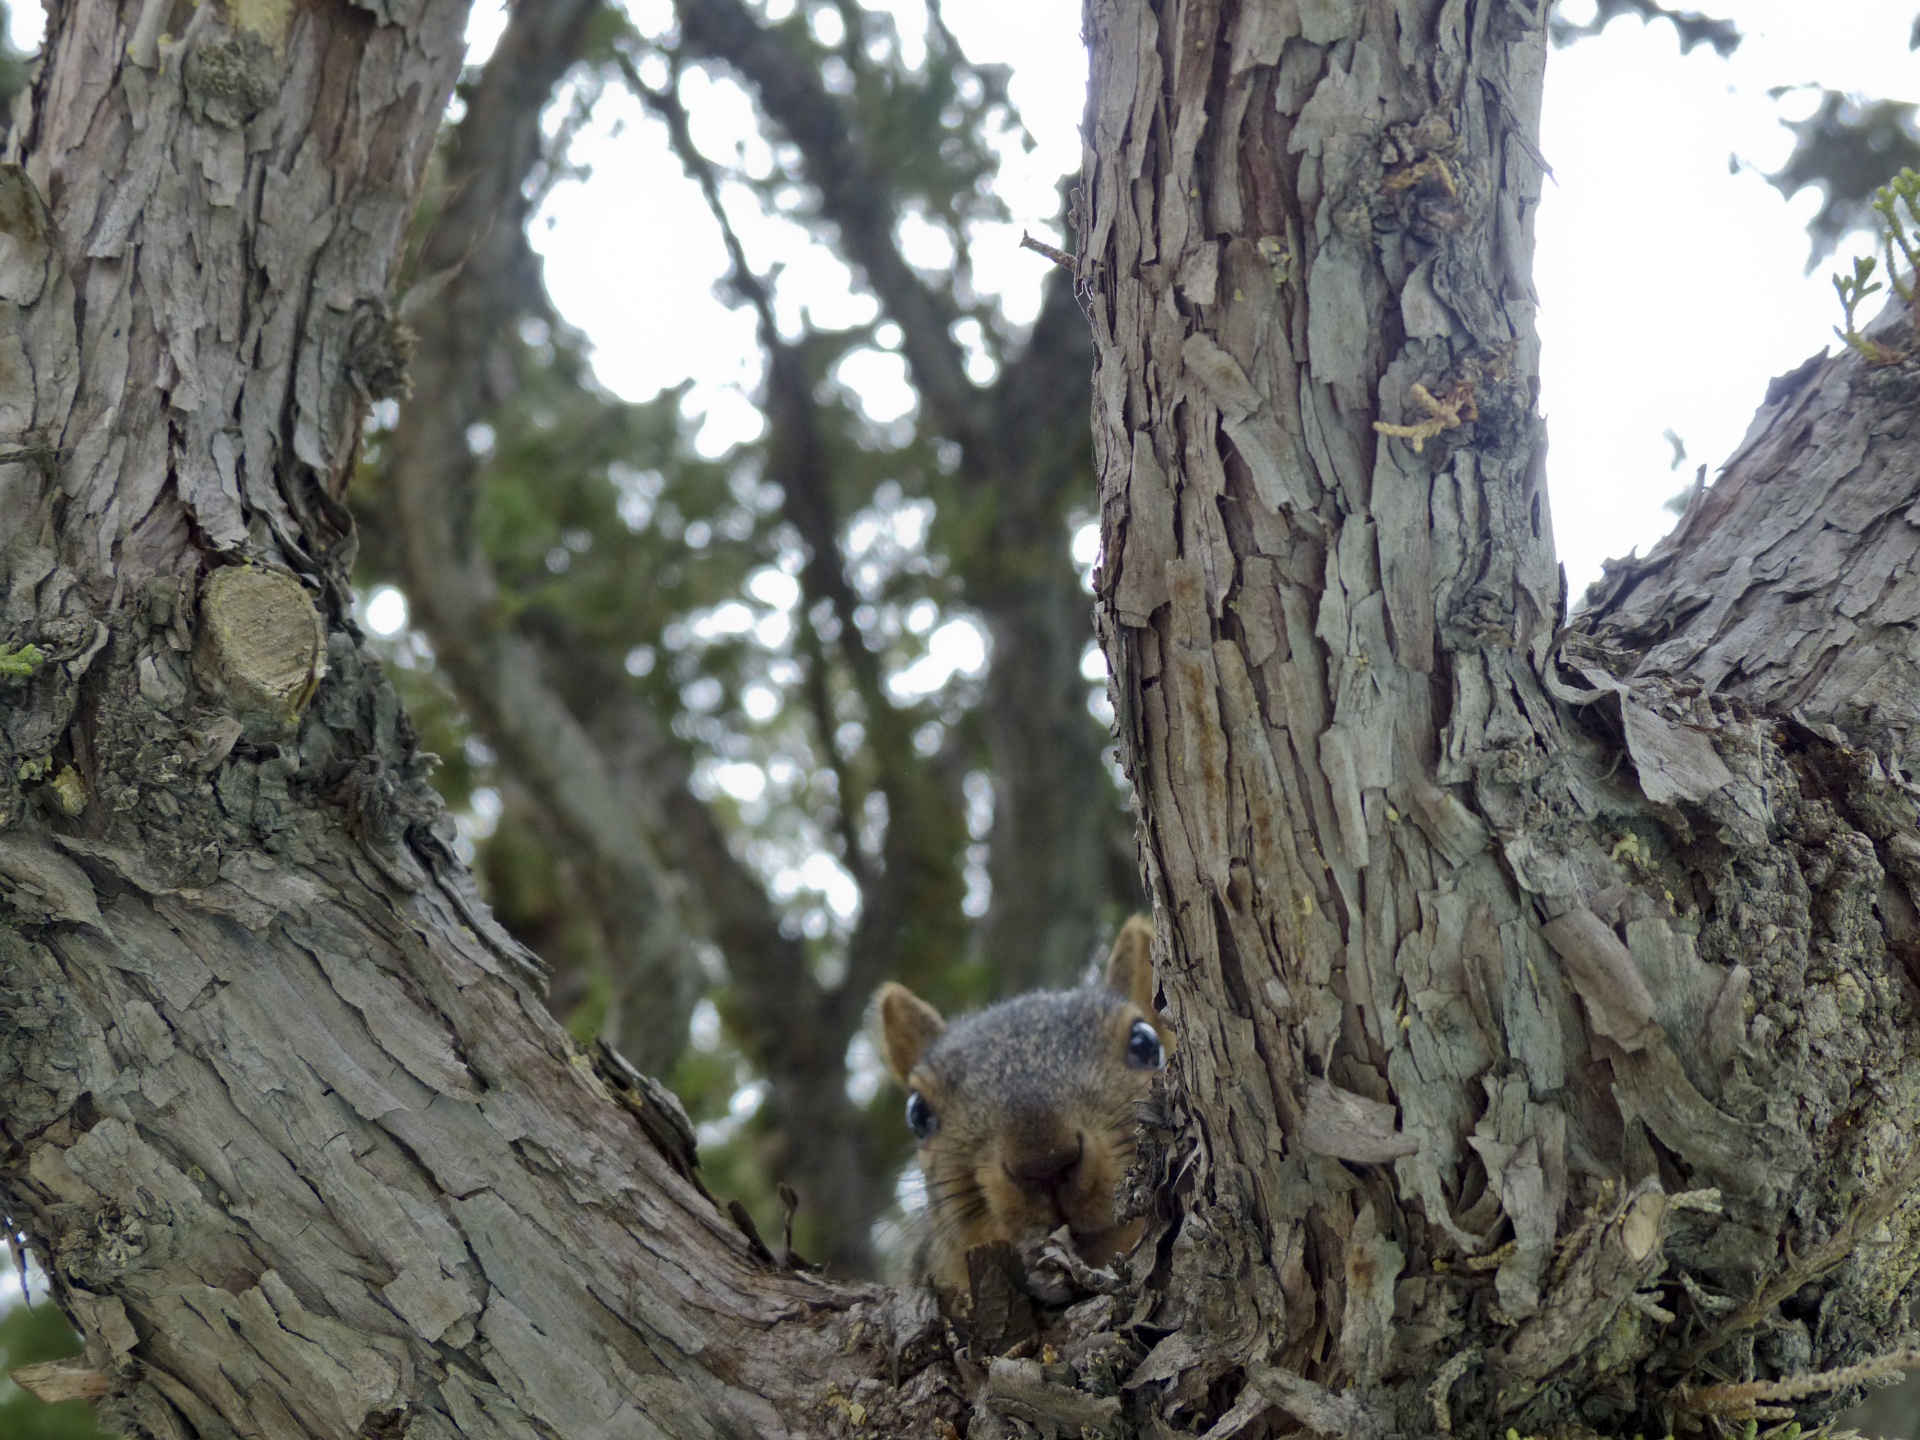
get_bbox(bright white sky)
[521,0,1919,599]
[3,0,1911,592]
[1536,1,1916,594]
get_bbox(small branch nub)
[1020,231,1075,270]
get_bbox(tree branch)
[513,607,893,1274]
[0,0,958,1427]
[370,7,911,1271]
[638,62,971,1197]
[1573,300,1920,775]
[652,5,1135,985]
[671,0,988,448]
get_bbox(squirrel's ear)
[1103,915,1158,1014]
[876,982,945,1084]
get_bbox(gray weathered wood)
[1083,0,1920,1431]
[7,0,1920,1433]
[0,0,945,1434]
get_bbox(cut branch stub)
[193,566,328,736]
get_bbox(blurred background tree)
[350,0,1140,1284]
[2,0,1918,1425]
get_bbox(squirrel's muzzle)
[1003,1133,1085,1194]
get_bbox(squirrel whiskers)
[874,917,1173,1290]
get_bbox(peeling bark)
[7,0,1920,1433]
[1579,301,1920,772]
[0,0,944,1433]
[1084,0,1920,1432]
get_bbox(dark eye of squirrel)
[1125,1019,1165,1071]
[905,1090,939,1139]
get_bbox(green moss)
[0,642,44,677]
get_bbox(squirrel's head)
[874,917,1173,1288]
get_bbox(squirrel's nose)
[1005,1134,1084,1192]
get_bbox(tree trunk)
[1084,0,1920,1433]
[7,0,1920,1433]
[0,0,939,1434]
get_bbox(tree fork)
[4,0,1920,1433]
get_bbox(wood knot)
[194,566,327,737]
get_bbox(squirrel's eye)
[905,1090,939,1139]
[1126,1019,1165,1071]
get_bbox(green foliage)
[357,305,982,1239]
[745,0,1018,247]
[0,1300,114,1440]
[1870,168,1920,301]
[0,642,45,676]
[1830,168,1920,364]
[1833,254,1887,358]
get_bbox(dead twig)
[1019,231,1075,270]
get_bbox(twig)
[1019,231,1074,270]
[1686,1142,1920,1365]
[1372,382,1477,453]
[1674,1349,1920,1415]
[1428,1348,1480,1433]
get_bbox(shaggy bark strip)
[1084,0,1920,1434]
[9,0,1920,1431]
[1578,299,1920,773]
[0,0,956,1434]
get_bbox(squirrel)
[874,917,1173,1290]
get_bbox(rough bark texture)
[1578,301,1920,774]
[0,0,950,1434]
[8,0,1920,1433]
[1084,0,1920,1434]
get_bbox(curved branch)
[672,0,987,447]
[0,0,952,1429]
[374,0,708,1076]
[639,69,970,1262]
[368,0,909,1274]
[1574,300,1920,774]
[654,0,1140,982]
[516,605,895,1274]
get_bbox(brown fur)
[875,916,1172,1289]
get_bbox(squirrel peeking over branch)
[874,917,1174,1291]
